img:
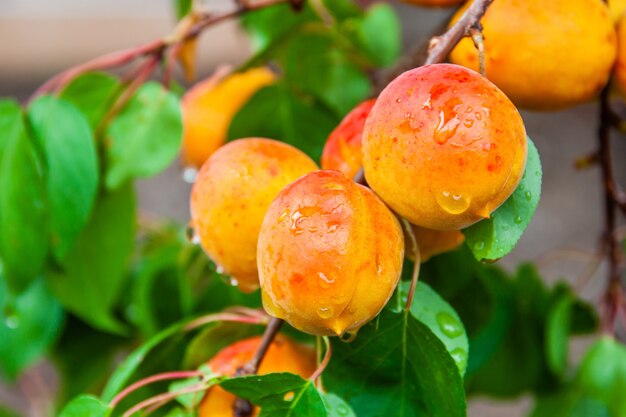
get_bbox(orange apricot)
[449,0,617,110]
[257,170,404,337]
[198,335,316,417]
[181,67,276,169]
[615,14,626,94]
[190,138,318,293]
[362,64,527,231]
[321,98,376,179]
[610,0,626,22]
[407,225,464,263]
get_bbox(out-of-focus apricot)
[615,14,626,94]
[181,68,276,168]
[449,0,617,110]
[362,64,527,231]
[190,138,318,293]
[257,170,404,337]
[401,0,464,7]
[198,335,316,417]
[321,99,376,179]
[610,0,626,22]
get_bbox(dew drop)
[434,110,461,144]
[473,240,485,251]
[327,222,340,233]
[339,330,358,343]
[436,191,470,215]
[450,348,468,370]
[463,119,474,128]
[279,209,290,223]
[524,191,532,201]
[229,277,239,287]
[475,112,482,120]
[518,183,525,191]
[465,106,473,113]
[317,272,335,289]
[182,166,198,184]
[215,264,225,274]
[4,315,19,329]
[337,405,350,416]
[422,95,432,110]
[396,97,403,103]
[318,306,334,319]
[283,391,295,402]
[290,210,306,235]
[514,215,523,224]
[436,312,463,338]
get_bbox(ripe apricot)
[198,335,316,417]
[321,98,465,259]
[321,99,376,179]
[257,170,404,337]
[615,14,626,94]
[181,68,276,168]
[362,64,527,231]
[610,0,626,22]
[401,0,464,7]
[190,138,318,293]
[449,0,617,110]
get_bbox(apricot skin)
[615,14,626,94]
[190,138,318,293]
[449,0,617,110]
[321,99,376,180]
[362,64,527,231]
[257,170,404,337]
[198,335,316,417]
[181,68,275,168]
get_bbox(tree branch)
[424,0,493,66]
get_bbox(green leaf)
[0,406,22,417]
[58,395,110,417]
[325,308,466,417]
[531,386,611,417]
[222,373,327,417]
[324,393,356,417]
[101,319,188,402]
[345,4,401,67]
[578,337,626,416]
[545,291,574,377]
[28,95,99,261]
[164,407,194,417]
[104,82,183,189]
[241,4,320,52]
[173,0,192,20]
[401,281,469,375]
[463,136,542,261]
[228,83,339,161]
[0,274,64,379]
[60,72,121,130]
[47,183,135,334]
[0,100,48,293]
[283,33,372,115]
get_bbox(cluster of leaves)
[0,1,621,417]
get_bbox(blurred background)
[0,1,621,416]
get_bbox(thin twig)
[424,0,493,66]
[401,218,421,311]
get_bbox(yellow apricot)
[181,68,276,168]
[362,64,527,231]
[258,170,404,337]
[449,0,617,110]
[407,225,464,263]
[610,0,626,22]
[190,138,318,293]
[198,335,316,417]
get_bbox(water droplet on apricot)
[318,272,335,289]
[215,264,225,274]
[436,312,463,338]
[229,277,239,287]
[436,191,470,214]
[422,95,432,110]
[318,306,334,319]
[327,222,340,233]
[463,119,474,128]
[396,97,403,103]
[434,111,461,144]
[290,210,306,235]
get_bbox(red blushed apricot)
[362,64,527,231]
[198,335,316,417]
[190,138,318,293]
[321,99,377,179]
[257,170,404,337]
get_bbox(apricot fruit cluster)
[188,63,527,338]
[198,335,316,417]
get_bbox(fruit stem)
[310,336,332,386]
[232,317,284,417]
[109,370,204,409]
[424,0,494,66]
[468,26,486,76]
[401,218,421,311]
[598,85,625,335]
